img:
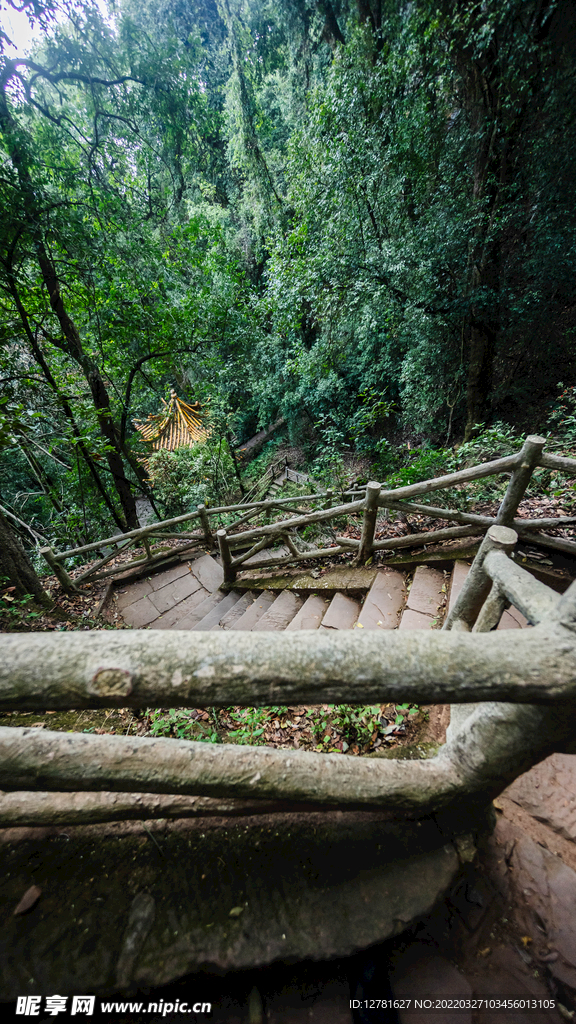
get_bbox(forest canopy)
[1,0,576,568]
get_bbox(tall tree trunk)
[7,274,127,531]
[0,75,138,531]
[0,509,50,605]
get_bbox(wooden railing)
[2,518,576,826]
[40,435,576,596]
[1,433,575,828]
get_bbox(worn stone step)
[118,592,161,628]
[448,560,529,629]
[148,570,204,615]
[189,552,224,593]
[252,590,303,631]
[356,569,406,630]
[218,591,257,629]
[497,605,529,630]
[191,590,244,631]
[447,560,472,613]
[399,565,445,630]
[229,590,277,630]
[285,594,330,630]
[320,592,361,630]
[235,565,377,592]
[148,585,210,630]
[170,589,227,630]
[113,577,153,612]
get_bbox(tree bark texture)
[1,619,576,712]
[0,509,49,603]
[0,694,573,812]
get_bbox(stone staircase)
[113,551,529,633]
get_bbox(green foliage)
[148,708,219,743]
[1,0,575,557]
[547,386,576,449]
[146,437,236,516]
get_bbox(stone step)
[399,565,445,630]
[188,552,224,593]
[218,591,257,629]
[148,585,210,630]
[320,592,361,630]
[447,559,472,613]
[147,570,204,615]
[191,590,244,631]
[447,560,529,630]
[252,590,303,631]
[497,605,529,630]
[229,590,277,630]
[356,569,406,630]
[285,593,330,630]
[171,589,227,630]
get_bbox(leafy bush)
[147,438,236,517]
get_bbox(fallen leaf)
[229,906,244,917]
[521,936,532,947]
[13,885,42,915]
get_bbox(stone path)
[106,551,576,1019]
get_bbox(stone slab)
[398,608,437,631]
[192,591,243,631]
[121,594,160,628]
[356,569,406,629]
[448,560,471,613]
[406,565,445,617]
[234,566,378,592]
[497,606,529,630]
[189,553,224,593]
[113,578,153,611]
[175,590,226,630]
[147,587,209,630]
[0,812,459,999]
[504,753,576,844]
[230,591,277,631]
[492,815,576,992]
[219,591,256,629]
[390,943,472,1024]
[285,594,330,630]
[252,591,303,631]
[148,571,203,614]
[148,562,192,590]
[320,592,360,630]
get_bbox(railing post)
[445,525,517,742]
[217,529,236,585]
[443,525,517,632]
[39,547,78,594]
[323,488,333,510]
[356,481,381,565]
[198,504,213,550]
[496,434,546,526]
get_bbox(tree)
[0,507,50,602]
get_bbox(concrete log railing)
[3,525,576,825]
[40,435,576,590]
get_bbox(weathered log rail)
[3,519,576,826]
[40,434,576,591]
[9,433,575,828]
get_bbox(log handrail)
[4,523,576,822]
[40,434,576,600]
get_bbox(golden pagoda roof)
[133,390,209,459]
